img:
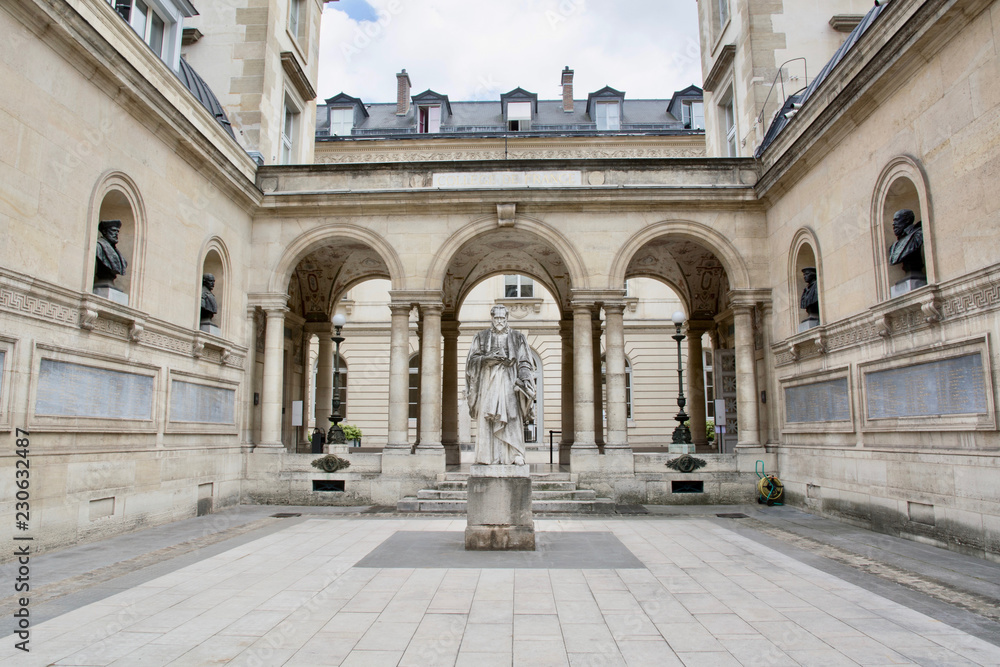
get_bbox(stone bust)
[94,220,127,290]
[888,209,925,276]
[200,273,218,327]
[465,304,535,466]
[800,267,819,318]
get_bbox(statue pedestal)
[798,316,820,332]
[200,322,222,336]
[93,286,128,306]
[890,275,927,298]
[465,464,535,551]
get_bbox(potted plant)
[340,424,362,447]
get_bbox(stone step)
[397,496,616,513]
[531,490,598,500]
[436,481,468,490]
[417,490,467,500]
[531,481,577,491]
[531,498,616,513]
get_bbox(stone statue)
[200,273,218,328]
[465,304,536,466]
[888,209,925,276]
[94,220,127,290]
[800,267,819,319]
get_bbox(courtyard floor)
[1,504,999,666]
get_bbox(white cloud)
[318,0,702,103]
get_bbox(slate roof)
[177,56,236,139]
[317,87,704,139]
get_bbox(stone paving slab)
[1,508,999,666]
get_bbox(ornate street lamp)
[670,310,692,445]
[327,313,347,444]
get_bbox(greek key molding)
[0,286,76,325]
[317,145,706,164]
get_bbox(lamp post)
[327,313,347,444]
[670,310,692,445]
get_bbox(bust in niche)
[200,273,220,333]
[94,220,127,290]
[799,267,820,331]
[888,209,926,295]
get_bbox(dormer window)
[330,107,353,136]
[507,102,532,131]
[682,101,705,130]
[108,0,194,71]
[418,105,441,133]
[596,101,620,130]
[587,86,625,131]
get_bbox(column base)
[254,442,285,450]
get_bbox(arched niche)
[870,157,934,301]
[87,172,146,308]
[197,238,231,335]
[788,229,822,332]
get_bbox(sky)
[317,0,703,104]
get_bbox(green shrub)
[340,424,362,440]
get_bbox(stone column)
[441,318,461,465]
[572,303,596,449]
[759,302,777,446]
[686,326,708,450]
[260,304,288,448]
[592,312,605,448]
[732,303,760,448]
[559,318,575,465]
[418,303,444,449]
[386,303,412,450]
[604,302,628,448]
[313,324,334,428]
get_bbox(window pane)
[149,12,164,55]
[330,107,353,136]
[521,281,533,298]
[427,106,441,132]
[507,101,531,120]
[692,102,704,130]
[130,0,148,37]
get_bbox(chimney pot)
[396,69,412,116]
[561,66,574,113]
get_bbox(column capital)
[304,321,333,335]
[419,302,445,316]
[388,290,444,307]
[570,288,627,306]
[441,319,461,337]
[728,288,771,310]
[602,301,627,316]
[388,302,413,317]
[684,318,715,335]
[248,292,289,313]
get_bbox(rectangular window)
[281,97,299,165]
[330,107,353,136]
[717,0,729,27]
[704,350,715,418]
[289,0,302,40]
[507,101,531,131]
[149,11,164,56]
[504,275,533,298]
[683,101,704,130]
[114,0,170,60]
[129,0,148,36]
[721,90,737,156]
[418,105,441,133]
[596,101,620,131]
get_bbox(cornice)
[754,0,993,201]
[703,44,736,92]
[8,0,262,212]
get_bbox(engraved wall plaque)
[785,378,851,423]
[865,354,987,419]
[170,380,235,424]
[36,359,154,419]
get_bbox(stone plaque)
[36,359,153,419]
[785,378,851,423]
[865,354,987,419]
[432,171,582,188]
[170,380,235,424]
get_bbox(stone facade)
[2,0,999,562]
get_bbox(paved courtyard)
[2,506,999,666]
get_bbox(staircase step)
[531,482,577,491]
[397,498,468,512]
[531,490,597,500]
[417,490,467,500]
[532,498,616,513]
[436,481,468,490]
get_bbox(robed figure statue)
[465,304,536,466]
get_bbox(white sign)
[432,171,582,188]
[291,400,303,426]
[715,399,726,418]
